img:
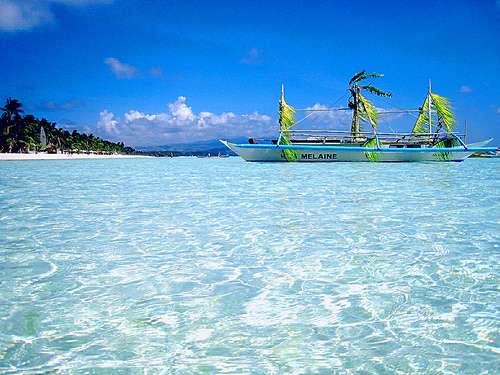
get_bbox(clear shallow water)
[0,157,499,374]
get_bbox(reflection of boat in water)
[222,73,495,162]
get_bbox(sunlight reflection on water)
[0,158,499,373]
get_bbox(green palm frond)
[363,137,379,162]
[279,93,295,131]
[412,94,431,133]
[348,72,390,135]
[360,85,392,97]
[431,93,455,133]
[358,93,378,130]
[433,137,458,160]
[360,72,384,80]
[349,71,366,85]
[280,137,299,161]
[412,93,455,134]
[278,90,298,161]
[350,71,384,84]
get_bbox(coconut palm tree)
[6,138,16,152]
[1,98,24,136]
[347,71,391,139]
[0,96,134,154]
[20,136,36,152]
[19,114,39,151]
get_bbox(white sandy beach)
[0,152,151,160]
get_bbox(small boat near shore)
[222,71,495,162]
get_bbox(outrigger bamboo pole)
[284,129,462,136]
[295,108,420,113]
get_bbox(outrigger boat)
[221,72,495,162]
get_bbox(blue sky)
[1,0,499,146]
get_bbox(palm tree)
[1,98,24,137]
[347,71,391,139]
[20,114,39,151]
[21,136,36,152]
[6,138,16,152]
[0,97,134,154]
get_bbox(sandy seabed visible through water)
[0,157,498,373]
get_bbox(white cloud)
[103,59,163,80]
[303,103,353,129]
[104,57,137,79]
[94,98,409,146]
[94,97,419,146]
[242,112,272,122]
[95,96,273,146]
[97,110,119,134]
[496,107,500,114]
[124,110,167,123]
[302,103,410,133]
[240,48,261,65]
[0,1,52,31]
[168,96,196,124]
[460,85,472,93]
[0,0,111,32]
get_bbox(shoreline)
[0,152,151,161]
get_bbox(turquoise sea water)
[0,158,499,373]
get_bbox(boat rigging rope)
[291,111,318,127]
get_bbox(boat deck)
[250,129,466,149]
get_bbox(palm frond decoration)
[363,137,379,162]
[279,137,299,161]
[349,71,367,85]
[431,93,454,133]
[279,90,295,132]
[360,85,392,97]
[358,93,378,131]
[412,92,455,134]
[348,71,391,137]
[349,71,385,85]
[432,137,458,161]
[412,94,431,134]
[279,85,299,161]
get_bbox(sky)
[1,0,499,147]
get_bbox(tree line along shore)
[0,98,136,155]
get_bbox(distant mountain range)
[135,138,247,155]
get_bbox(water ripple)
[0,158,499,373]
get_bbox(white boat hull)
[220,141,496,162]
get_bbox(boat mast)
[464,119,468,144]
[428,79,433,135]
